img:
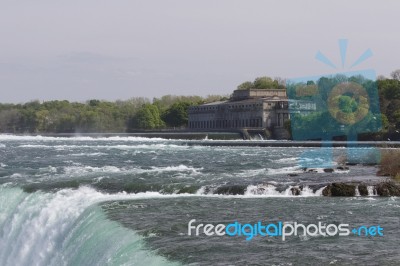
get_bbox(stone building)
[188,89,315,134]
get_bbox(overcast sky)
[0,0,399,103]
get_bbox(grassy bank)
[378,149,400,181]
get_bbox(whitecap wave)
[266,166,302,175]
[62,164,202,176]
[273,157,298,164]
[64,165,122,175]
[0,134,168,142]
[18,144,189,150]
[69,152,107,156]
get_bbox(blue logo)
[286,39,382,168]
[187,219,384,241]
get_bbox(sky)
[0,0,399,103]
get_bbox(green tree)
[162,101,192,127]
[0,109,20,132]
[35,109,51,132]
[237,81,253,90]
[253,77,275,90]
[381,114,390,131]
[338,95,358,114]
[131,104,164,130]
[252,76,285,90]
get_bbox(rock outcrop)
[322,183,356,197]
[321,181,400,197]
[375,182,400,196]
[357,184,369,196]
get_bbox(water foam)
[355,186,361,196]
[18,144,189,151]
[63,165,122,175]
[0,135,167,142]
[61,164,202,177]
[265,166,303,175]
[0,185,180,266]
[197,184,325,197]
[69,152,107,156]
[367,186,377,196]
[244,184,324,197]
[273,157,298,164]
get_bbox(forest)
[0,72,400,139]
[0,95,226,133]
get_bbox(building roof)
[195,96,287,107]
[200,100,229,106]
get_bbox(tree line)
[0,71,399,136]
[0,95,227,133]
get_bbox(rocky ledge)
[321,181,400,197]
